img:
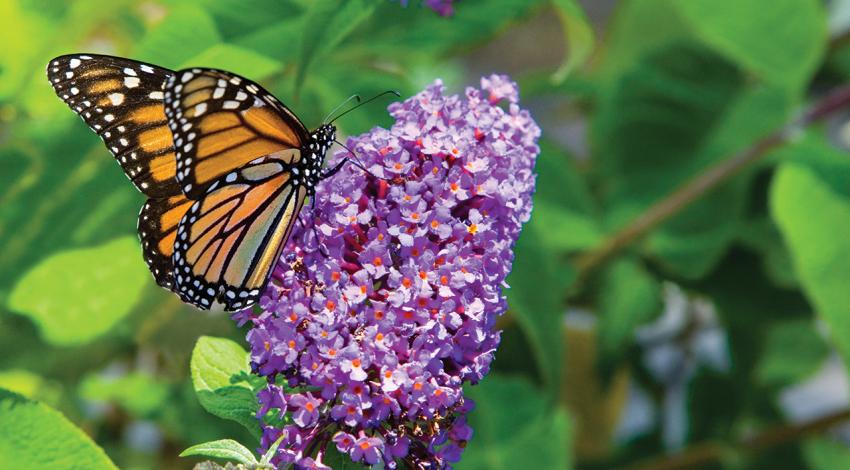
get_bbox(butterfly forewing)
[173,153,307,310]
[163,68,311,199]
[47,54,181,198]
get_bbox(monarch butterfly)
[47,54,387,311]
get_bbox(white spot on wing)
[108,93,124,105]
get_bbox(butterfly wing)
[163,68,310,199]
[138,194,194,289]
[172,153,307,310]
[47,54,181,198]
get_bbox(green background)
[2,0,850,468]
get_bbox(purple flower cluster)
[399,0,456,16]
[243,75,540,468]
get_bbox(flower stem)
[574,82,850,280]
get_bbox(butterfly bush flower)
[242,74,540,468]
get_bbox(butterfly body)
[48,54,338,311]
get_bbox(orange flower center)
[467,224,478,234]
[326,300,336,311]
[352,358,361,368]
[305,402,314,412]
[373,257,383,267]
[402,277,412,288]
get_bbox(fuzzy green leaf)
[180,439,258,466]
[190,336,261,439]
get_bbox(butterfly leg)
[319,159,348,180]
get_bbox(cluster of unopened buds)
[236,74,540,468]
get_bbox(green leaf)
[675,0,826,90]
[190,336,261,439]
[321,447,369,469]
[591,0,827,278]
[357,0,546,58]
[771,136,850,367]
[600,0,826,93]
[133,5,222,69]
[180,439,258,466]
[550,0,594,83]
[597,258,661,363]
[0,388,117,469]
[593,41,750,278]
[532,140,601,252]
[295,0,377,96]
[755,320,828,386]
[179,44,282,79]
[507,219,573,393]
[803,437,850,470]
[7,236,149,346]
[194,0,305,40]
[0,369,60,406]
[79,372,170,417]
[461,375,572,469]
[737,217,797,289]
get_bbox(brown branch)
[573,82,850,280]
[628,408,850,470]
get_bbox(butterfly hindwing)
[138,194,194,289]
[47,54,181,198]
[172,153,307,310]
[163,68,310,199]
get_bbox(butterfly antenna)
[332,138,392,182]
[322,94,361,124]
[328,90,401,124]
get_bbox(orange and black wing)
[172,153,307,310]
[138,193,194,289]
[47,54,181,198]
[163,68,310,199]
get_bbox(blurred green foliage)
[2,0,850,468]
